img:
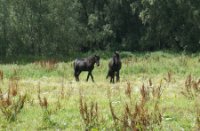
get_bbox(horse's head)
[94,55,100,66]
[114,51,120,58]
[113,51,120,64]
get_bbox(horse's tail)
[73,60,77,76]
[73,59,77,69]
[106,70,111,79]
[106,74,109,79]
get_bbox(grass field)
[0,51,200,130]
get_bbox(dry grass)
[9,78,18,97]
[181,75,200,98]
[0,78,26,122]
[0,70,3,82]
[195,100,200,130]
[109,82,163,130]
[34,59,58,71]
[164,71,173,83]
[38,82,48,109]
[79,92,99,130]
[125,82,131,99]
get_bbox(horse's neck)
[113,57,120,65]
[113,57,117,64]
[88,57,95,65]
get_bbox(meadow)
[0,51,200,130]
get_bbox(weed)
[34,59,58,71]
[149,78,152,87]
[152,81,162,100]
[164,71,172,83]
[0,70,3,82]
[140,84,150,103]
[195,101,200,130]
[109,82,163,130]
[37,82,66,130]
[109,101,119,128]
[9,79,18,97]
[181,75,200,99]
[60,78,65,99]
[125,82,132,99]
[37,82,48,109]
[0,79,26,122]
[10,69,20,80]
[79,95,99,130]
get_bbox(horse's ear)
[114,51,119,56]
[95,54,99,58]
[95,55,100,60]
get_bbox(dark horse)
[74,55,100,82]
[106,52,122,83]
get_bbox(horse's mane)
[76,55,94,61]
[113,53,120,65]
[87,55,95,59]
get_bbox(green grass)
[0,51,200,130]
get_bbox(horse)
[74,55,100,82]
[106,52,122,83]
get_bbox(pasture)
[0,51,200,130]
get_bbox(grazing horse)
[74,55,100,82]
[106,52,122,83]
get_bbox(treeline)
[0,0,200,58]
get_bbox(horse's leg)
[113,73,115,83]
[110,72,114,83]
[74,70,79,81]
[106,70,110,79]
[90,72,94,82]
[107,70,113,83]
[110,77,112,83]
[86,71,94,82]
[76,71,81,81]
[86,71,90,82]
[109,71,112,83]
[116,70,120,82]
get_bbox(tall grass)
[109,82,163,130]
[0,78,26,122]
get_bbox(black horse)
[106,52,122,83]
[74,55,100,82]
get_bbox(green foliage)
[0,0,200,58]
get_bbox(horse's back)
[74,58,93,71]
[108,58,121,71]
